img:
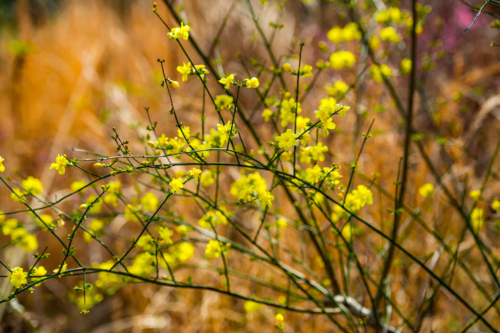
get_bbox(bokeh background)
[1,0,500,332]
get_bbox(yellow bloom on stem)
[244,301,262,313]
[205,240,230,260]
[370,64,392,82]
[71,180,87,193]
[262,108,274,122]
[275,313,285,329]
[341,224,353,241]
[198,209,228,229]
[471,208,484,233]
[219,74,236,90]
[170,80,180,88]
[214,95,234,110]
[279,98,302,127]
[275,129,297,151]
[369,35,381,50]
[298,64,313,77]
[200,170,215,187]
[305,165,322,183]
[329,51,356,70]
[18,233,38,252]
[177,62,192,82]
[0,156,5,172]
[50,154,67,175]
[314,108,336,135]
[259,191,274,210]
[11,188,25,203]
[380,27,401,43]
[141,192,159,211]
[327,26,344,43]
[283,63,292,72]
[158,226,174,245]
[492,200,500,213]
[325,81,349,97]
[169,178,184,194]
[244,77,259,88]
[169,22,190,40]
[22,176,43,195]
[418,183,434,199]
[32,266,47,287]
[9,267,28,289]
[469,190,481,201]
[83,219,104,243]
[400,58,412,75]
[189,168,202,180]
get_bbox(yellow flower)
[492,200,500,213]
[277,219,287,230]
[244,77,260,88]
[83,219,104,243]
[169,22,190,40]
[275,313,285,329]
[198,209,228,229]
[244,301,262,313]
[325,81,349,97]
[11,188,25,203]
[370,64,392,82]
[71,180,87,193]
[0,156,5,173]
[18,233,38,252]
[205,240,230,260]
[217,120,238,144]
[299,143,328,164]
[400,58,412,75]
[219,74,236,90]
[380,27,401,43]
[262,108,274,122]
[369,35,381,50]
[103,181,121,207]
[22,176,43,195]
[169,178,184,194]
[471,208,484,233]
[50,154,68,175]
[194,64,209,78]
[2,218,19,235]
[200,170,215,187]
[259,191,274,210]
[31,266,47,287]
[298,64,313,77]
[341,224,353,241]
[141,192,159,211]
[189,168,202,180]
[469,190,481,201]
[376,8,402,24]
[177,62,192,82]
[314,108,336,135]
[342,22,362,41]
[9,267,28,289]
[158,226,174,245]
[327,26,344,43]
[279,98,302,127]
[176,225,190,236]
[418,183,434,199]
[305,165,322,183]
[124,204,141,222]
[87,194,103,214]
[214,95,234,110]
[170,80,180,88]
[275,129,297,151]
[329,51,356,70]
[283,63,292,72]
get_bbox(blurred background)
[1,0,500,332]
